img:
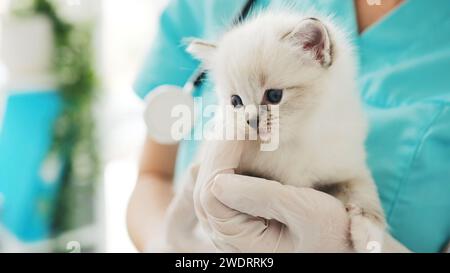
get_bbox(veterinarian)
[127,0,450,253]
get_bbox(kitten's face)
[188,14,334,143]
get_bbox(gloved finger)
[199,169,240,220]
[212,174,347,226]
[196,140,244,184]
[194,140,244,233]
[196,172,288,252]
[195,170,288,252]
[209,214,294,252]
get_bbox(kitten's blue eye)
[231,95,243,108]
[265,89,283,104]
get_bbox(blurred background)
[0,0,168,252]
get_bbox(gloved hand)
[154,138,244,253]
[153,164,215,253]
[193,139,245,248]
[212,174,411,252]
[194,140,411,253]
[203,174,352,252]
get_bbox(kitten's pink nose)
[246,117,259,129]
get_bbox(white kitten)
[169,11,386,253]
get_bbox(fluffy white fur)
[178,11,386,253]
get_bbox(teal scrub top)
[135,0,450,253]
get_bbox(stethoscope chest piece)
[144,85,194,144]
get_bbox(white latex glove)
[194,140,411,253]
[212,174,413,252]
[156,138,244,252]
[193,140,245,247]
[153,164,215,253]
[205,174,352,252]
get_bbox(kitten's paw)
[347,204,384,253]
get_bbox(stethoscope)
[144,0,257,144]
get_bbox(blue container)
[0,91,62,242]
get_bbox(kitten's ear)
[282,18,333,67]
[186,39,217,67]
